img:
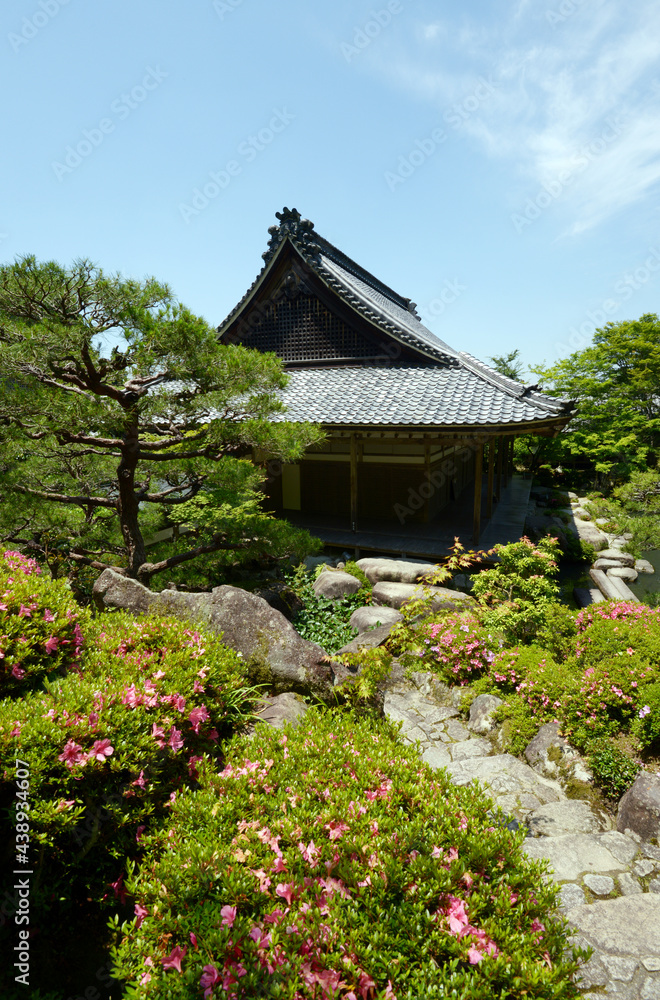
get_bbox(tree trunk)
[117,413,147,580]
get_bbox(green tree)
[533,314,660,485]
[0,256,322,584]
[488,348,524,381]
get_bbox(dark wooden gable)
[220,244,430,370]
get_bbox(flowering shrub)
[576,601,660,669]
[632,682,660,750]
[0,548,88,697]
[414,612,502,685]
[0,613,258,931]
[112,709,585,999]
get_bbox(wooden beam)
[350,433,358,532]
[486,439,495,518]
[509,438,515,479]
[496,436,503,501]
[472,444,483,543]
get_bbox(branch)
[13,485,117,509]
[137,534,252,580]
[141,480,204,505]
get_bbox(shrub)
[0,613,257,920]
[576,601,660,671]
[471,537,562,644]
[286,566,369,654]
[410,611,503,685]
[587,739,641,801]
[111,709,585,999]
[632,682,660,750]
[0,548,89,698]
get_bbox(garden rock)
[93,569,338,701]
[255,581,304,621]
[444,754,563,819]
[371,580,473,611]
[523,832,635,881]
[609,566,639,583]
[593,558,629,571]
[574,520,609,551]
[93,568,158,615]
[523,722,591,783]
[636,559,655,574]
[254,692,309,730]
[336,624,393,657]
[312,570,361,600]
[304,556,335,571]
[356,557,437,585]
[349,606,402,633]
[526,800,612,838]
[618,773,660,843]
[468,694,503,734]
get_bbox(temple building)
[217,208,574,556]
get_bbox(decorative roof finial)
[262,207,319,264]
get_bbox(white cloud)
[369,0,660,234]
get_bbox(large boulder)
[93,569,337,700]
[336,624,394,657]
[608,566,638,583]
[253,692,309,730]
[617,772,660,842]
[444,753,564,820]
[349,606,402,633]
[371,581,473,611]
[599,548,635,566]
[356,557,437,585]
[523,722,592,783]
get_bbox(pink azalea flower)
[58,740,85,768]
[18,604,32,618]
[151,723,166,748]
[467,945,484,964]
[44,635,59,654]
[207,728,219,742]
[384,981,397,999]
[168,727,183,752]
[90,738,113,762]
[134,903,148,928]
[221,904,237,927]
[325,820,349,841]
[110,875,126,904]
[161,944,187,973]
[187,754,203,778]
[131,769,147,789]
[11,665,25,680]
[188,704,210,733]
[136,825,146,843]
[276,882,295,906]
[43,609,55,622]
[200,965,221,998]
[139,972,151,985]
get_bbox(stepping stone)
[599,548,636,566]
[524,832,636,881]
[584,873,615,896]
[609,566,639,583]
[448,738,491,762]
[618,872,643,896]
[526,800,612,838]
[420,745,451,770]
[636,559,655,575]
[349,606,402,633]
[356,557,437,584]
[371,580,473,611]
[443,719,471,742]
[565,895,660,981]
[444,753,563,820]
[558,883,586,909]
[313,569,361,599]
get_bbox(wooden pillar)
[486,439,495,519]
[472,443,483,543]
[350,433,358,532]
[496,436,503,501]
[424,441,431,523]
[510,438,516,478]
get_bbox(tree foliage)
[0,256,323,584]
[488,348,524,381]
[533,314,660,484]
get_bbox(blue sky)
[3,0,660,376]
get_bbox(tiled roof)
[216,208,575,428]
[275,366,571,427]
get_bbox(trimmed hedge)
[111,710,584,999]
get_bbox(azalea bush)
[0,548,88,697]
[0,611,258,992]
[409,611,502,686]
[111,709,585,999]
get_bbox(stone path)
[383,669,660,1000]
